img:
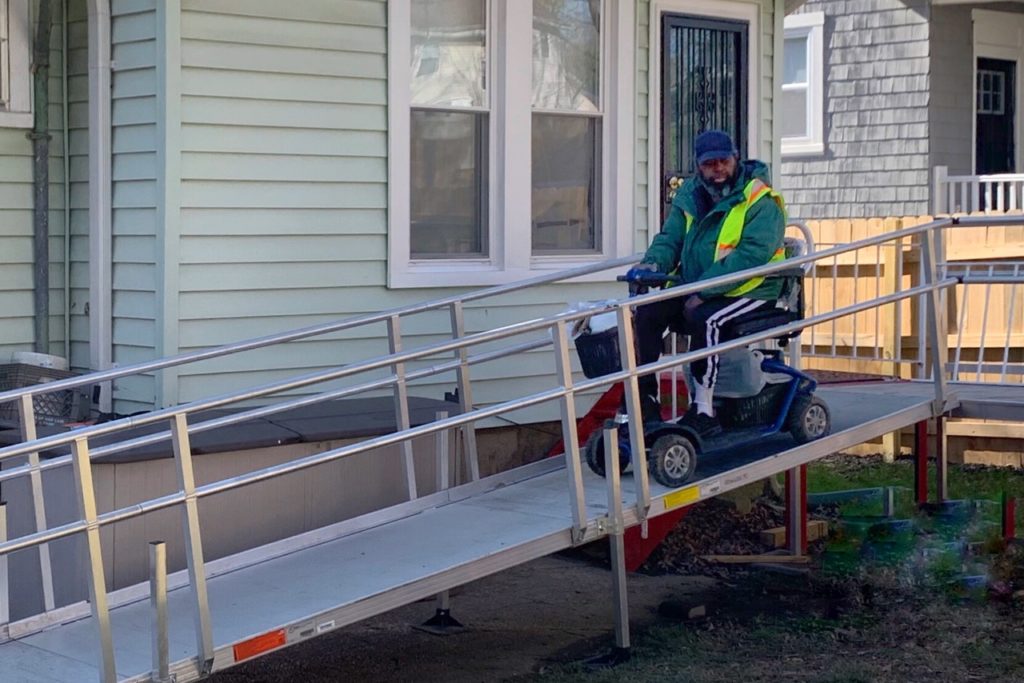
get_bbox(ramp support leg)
[1003,493,1017,543]
[935,415,947,503]
[604,427,631,657]
[785,465,808,556]
[914,420,929,506]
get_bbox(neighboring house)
[780,0,1024,219]
[0,0,802,417]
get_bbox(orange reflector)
[233,629,286,662]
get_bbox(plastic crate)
[0,363,81,426]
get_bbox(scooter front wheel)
[648,433,697,488]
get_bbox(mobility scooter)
[575,240,830,489]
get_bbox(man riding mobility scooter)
[575,130,830,489]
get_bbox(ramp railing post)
[603,426,630,654]
[17,394,55,612]
[920,221,950,411]
[616,305,650,518]
[387,315,418,500]
[0,502,8,627]
[785,465,808,556]
[552,320,587,541]
[149,540,171,683]
[170,414,215,675]
[434,411,450,495]
[70,437,116,683]
[449,301,481,481]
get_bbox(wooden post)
[932,165,948,215]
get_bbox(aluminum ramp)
[0,382,954,683]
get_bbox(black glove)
[623,263,660,296]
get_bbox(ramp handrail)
[0,255,640,408]
[0,218,950,465]
[0,215,958,683]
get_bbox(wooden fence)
[798,212,1024,465]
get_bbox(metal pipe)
[17,395,54,611]
[61,0,71,362]
[449,302,480,481]
[1001,281,1017,384]
[387,316,417,501]
[434,411,449,493]
[0,503,8,625]
[977,267,994,382]
[603,426,629,650]
[617,305,650,517]
[71,437,116,683]
[170,414,214,675]
[31,0,54,354]
[149,541,170,683]
[552,320,587,541]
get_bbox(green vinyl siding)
[0,0,75,361]
[174,0,393,403]
[67,0,91,371]
[110,0,159,413]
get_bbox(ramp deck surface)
[3,381,1020,682]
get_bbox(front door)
[976,57,1016,175]
[661,14,748,220]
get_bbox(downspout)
[87,0,112,412]
[30,0,54,354]
[61,0,70,362]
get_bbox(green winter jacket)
[643,160,786,301]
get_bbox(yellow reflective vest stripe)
[682,178,786,297]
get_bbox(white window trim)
[647,0,762,238]
[0,0,32,128]
[387,0,636,289]
[781,11,824,157]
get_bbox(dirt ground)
[207,552,716,683]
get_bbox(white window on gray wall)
[0,0,31,127]
[781,11,823,156]
[389,0,635,288]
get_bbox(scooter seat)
[727,308,801,340]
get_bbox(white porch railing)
[933,165,1024,214]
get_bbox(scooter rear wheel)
[788,395,831,444]
[583,429,630,478]
[648,433,697,488]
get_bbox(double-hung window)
[781,11,823,156]
[0,0,31,128]
[389,0,634,288]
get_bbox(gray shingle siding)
[928,6,973,183]
[780,0,932,219]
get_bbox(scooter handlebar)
[615,272,681,286]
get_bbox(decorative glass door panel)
[661,14,747,219]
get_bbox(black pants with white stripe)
[634,295,768,408]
